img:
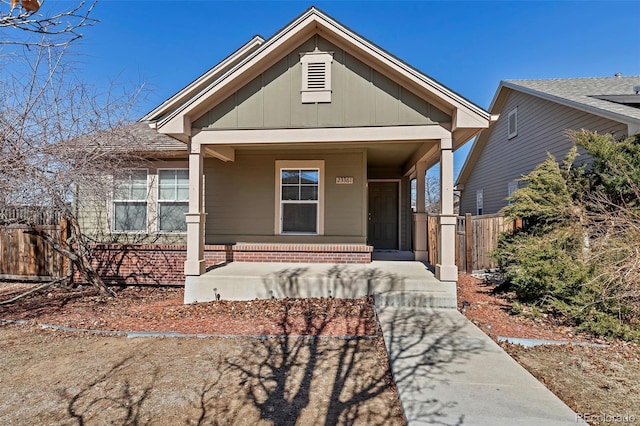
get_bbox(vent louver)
[300,49,333,103]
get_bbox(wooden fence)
[427,213,517,273]
[0,209,67,281]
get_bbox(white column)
[184,139,206,276]
[436,136,458,282]
[413,161,428,262]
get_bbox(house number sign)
[336,176,354,184]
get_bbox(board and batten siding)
[460,90,628,215]
[193,36,450,130]
[204,150,367,244]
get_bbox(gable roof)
[492,76,640,124]
[457,75,640,186]
[142,6,490,146]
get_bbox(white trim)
[274,160,325,235]
[367,179,402,250]
[300,49,333,103]
[193,125,451,145]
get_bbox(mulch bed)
[0,283,376,337]
[456,273,602,343]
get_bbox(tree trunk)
[25,216,115,297]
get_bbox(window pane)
[114,170,147,201]
[130,170,147,185]
[300,170,318,184]
[282,186,299,201]
[159,187,176,201]
[177,187,189,201]
[158,170,173,184]
[176,170,189,185]
[114,202,146,231]
[282,203,317,233]
[300,186,318,200]
[281,170,299,184]
[130,187,147,200]
[159,202,188,232]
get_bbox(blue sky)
[41,1,640,176]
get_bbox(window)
[113,170,148,232]
[300,49,333,103]
[507,180,519,205]
[476,189,483,216]
[158,169,189,232]
[276,160,324,234]
[507,107,518,139]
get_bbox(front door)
[368,181,399,250]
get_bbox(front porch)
[184,260,456,308]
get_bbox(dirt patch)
[0,283,402,425]
[507,343,640,424]
[458,274,640,424]
[0,324,403,425]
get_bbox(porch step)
[374,291,457,309]
[184,261,457,308]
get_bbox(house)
[457,75,640,215]
[84,7,492,299]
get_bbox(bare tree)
[1,0,97,46]
[0,42,152,297]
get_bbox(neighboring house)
[457,76,640,215]
[84,7,491,293]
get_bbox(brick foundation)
[78,243,373,285]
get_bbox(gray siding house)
[457,76,640,215]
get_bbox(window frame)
[476,189,484,216]
[112,169,149,234]
[275,160,325,235]
[507,107,518,139]
[157,168,189,234]
[507,180,519,205]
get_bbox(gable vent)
[307,63,327,89]
[300,49,333,103]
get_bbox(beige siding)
[204,149,366,244]
[460,91,628,215]
[193,36,450,129]
[78,161,189,244]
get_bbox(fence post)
[59,217,68,281]
[465,213,473,274]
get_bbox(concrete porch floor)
[184,260,457,308]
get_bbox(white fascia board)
[192,125,451,145]
[141,35,264,123]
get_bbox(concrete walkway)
[375,305,587,425]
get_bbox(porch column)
[184,139,206,276]
[436,136,458,282]
[413,161,428,262]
